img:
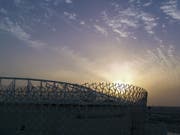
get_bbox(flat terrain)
[148,107,180,133]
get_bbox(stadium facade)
[0,77,165,135]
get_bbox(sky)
[0,0,180,106]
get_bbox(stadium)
[0,76,151,135]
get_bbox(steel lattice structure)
[0,77,147,106]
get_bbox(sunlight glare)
[103,62,135,84]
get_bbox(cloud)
[0,16,105,82]
[143,1,152,7]
[80,21,85,25]
[0,8,7,15]
[129,0,135,3]
[14,0,22,6]
[101,5,158,39]
[0,13,105,82]
[120,19,138,28]
[65,0,73,4]
[0,17,30,39]
[94,24,108,36]
[139,12,157,34]
[147,45,180,76]
[161,0,180,20]
[113,29,128,38]
[0,17,46,49]
[64,11,77,20]
[101,10,135,38]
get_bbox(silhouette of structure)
[0,77,148,135]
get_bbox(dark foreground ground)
[148,107,180,133]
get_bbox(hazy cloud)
[147,45,180,75]
[113,29,128,38]
[80,21,85,25]
[0,17,46,49]
[65,0,73,4]
[143,1,152,7]
[14,0,22,6]
[101,5,158,39]
[161,0,180,20]
[64,11,77,20]
[0,8,7,14]
[94,24,108,36]
[140,12,157,34]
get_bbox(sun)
[112,74,134,84]
[101,62,135,84]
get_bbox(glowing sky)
[0,0,180,106]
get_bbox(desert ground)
[148,107,180,134]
